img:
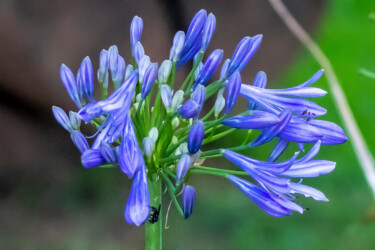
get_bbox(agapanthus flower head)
[53,9,347,227]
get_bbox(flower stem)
[145,176,162,250]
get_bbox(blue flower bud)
[69,111,81,131]
[169,31,185,61]
[161,84,172,110]
[176,154,191,186]
[119,116,143,178]
[138,55,151,83]
[220,59,230,79]
[130,16,143,58]
[194,49,223,86]
[70,130,89,154]
[184,9,207,52]
[188,120,204,154]
[158,60,172,84]
[141,62,158,99]
[108,45,119,76]
[191,84,206,116]
[133,42,145,64]
[236,35,262,73]
[125,164,150,226]
[125,64,134,79]
[60,64,81,108]
[226,37,251,77]
[225,71,241,114]
[100,142,116,163]
[177,34,202,69]
[113,55,126,89]
[191,84,206,107]
[171,90,184,111]
[143,137,154,160]
[182,185,196,219]
[201,13,216,51]
[97,49,109,84]
[81,149,106,168]
[253,71,267,88]
[194,62,204,81]
[226,35,262,77]
[177,100,200,119]
[78,56,95,102]
[52,106,73,132]
[248,71,267,110]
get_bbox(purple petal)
[125,164,150,226]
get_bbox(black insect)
[148,205,161,224]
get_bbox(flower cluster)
[53,9,347,225]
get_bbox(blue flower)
[188,120,204,154]
[225,71,241,114]
[97,49,109,85]
[78,70,138,122]
[54,9,347,226]
[228,175,295,217]
[119,116,143,178]
[81,149,106,168]
[130,16,143,58]
[225,35,263,78]
[248,71,267,110]
[194,49,223,87]
[100,142,117,163]
[182,185,196,219]
[70,131,89,154]
[52,106,73,132]
[177,100,200,119]
[158,60,172,84]
[133,42,145,64]
[125,163,150,226]
[60,64,81,108]
[169,31,185,62]
[141,62,158,99]
[201,13,216,51]
[176,154,191,186]
[77,56,95,103]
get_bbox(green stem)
[202,128,237,145]
[192,165,249,176]
[145,176,162,250]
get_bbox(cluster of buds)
[53,9,347,226]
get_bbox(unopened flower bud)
[182,185,196,219]
[176,154,191,186]
[158,60,172,84]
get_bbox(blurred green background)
[1,0,375,249]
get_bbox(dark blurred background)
[1,0,375,249]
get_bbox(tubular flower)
[53,9,347,226]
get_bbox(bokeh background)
[1,0,375,249]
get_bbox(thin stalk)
[192,165,249,176]
[202,128,237,145]
[145,177,162,250]
[160,172,184,217]
[190,169,228,177]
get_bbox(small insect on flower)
[148,205,161,224]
